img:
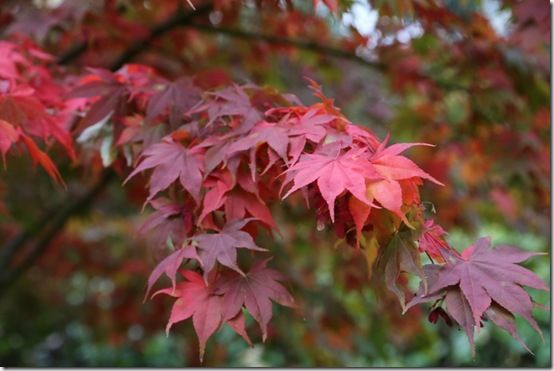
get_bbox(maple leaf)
[228,121,290,162]
[0,88,75,160]
[198,168,276,229]
[362,136,443,226]
[224,188,277,230]
[154,270,251,362]
[0,92,46,131]
[417,219,452,261]
[371,154,442,184]
[215,259,295,340]
[19,133,64,185]
[195,84,262,135]
[125,138,203,204]
[198,169,235,222]
[68,69,128,129]
[368,134,442,186]
[370,133,434,160]
[0,119,19,162]
[145,245,201,299]
[405,238,548,355]
[373,233,426,311]
[428,237,547,330]
[485,302,533,354]
[366,178,409,225]
[200,132,255,176]
[146,77,200,126]
[193,219,267,278]
[0,41,27,80]
[139,198,193,248]
[348,194,371,248]
[286,108,335,144]
[282,147,381,222]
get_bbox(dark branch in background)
[187,22,386,71]
[186,23,469,91]
[0,207,56,274]
[56,3,213,67]
[0,4,213,293]
[109,3,212,70]
[0,170,116,293]
[56,41,88,65]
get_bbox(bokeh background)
[0,0,550,367]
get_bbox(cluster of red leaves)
[69,64,452,357]
[61,60,548,359]
[0,39,75,183]
[0,27,547,359]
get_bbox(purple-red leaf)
[407,237,547,355]
[145,246,200,299]
[428,237,547,332]
[215,259,295,341]
[193,219,266,278]
[154,270,223,362]
[146,77,200,125]
[126,138,203,203]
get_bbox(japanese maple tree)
[0,0,549,366]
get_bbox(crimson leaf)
[125,138,203,204]
[215,259,295,340]
[193,218,266,278]
[154,270,250,362]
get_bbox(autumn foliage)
[0,0,549,365]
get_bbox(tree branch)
[186,22,385,71]
[109,3,213,70]
[56,41,88,65]
[0,170,116,293]
[56,2,213,67]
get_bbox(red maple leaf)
[126,138,203,204]
[406,237,548,355]
[0,119,19,162]
[68,68,129,129]
[215,258,295,340]
[282,145,381,222]
[139,198,193,248]
[417,219,452,261]
[146,77,200,126]
[20,133,64,185]
[192,218,266,278]
[154,270,250,362]
[145,246,201,299]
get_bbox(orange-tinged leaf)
[0,119,19,162]
[283,148,381,222]
[367,179,411,228]
[348,195,371,248]
[363,234,379,280]
[20,134,64,185]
